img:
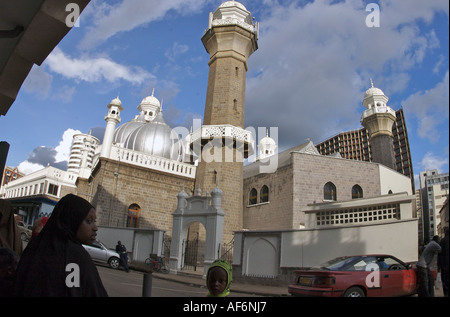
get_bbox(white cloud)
[45,47,154,84]
[402,72,449,142]
[17,129,81,175]
[22,65,52,99]
[244,0,448,149]
[79,0,212,50]
[17,161,46,175]
[418,151,449,172]
[55,129,82,163]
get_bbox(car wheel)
[109,257,120,269]
[344,287,365,297]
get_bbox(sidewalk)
[151,269,290,297]
[150,268,446,297]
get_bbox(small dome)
[364,87,385,99]
[140,95,160,109]
[363,79,385,99]
[219,1,247,11]
[123,112,184,161]
[260,135,276,146]
[213,0,253,26]
[110,97,122,106]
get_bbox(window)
[260,185,269,203]
[352,185,363,199]
[249,188,257,205]
[127,204,140,228]
[324,182,336,201]
[47,183,59,196]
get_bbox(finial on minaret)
[370,78,374,88]
[152,88,155,96]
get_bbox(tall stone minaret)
[100,97,123,158]
[361,80,396,170]
[189,1,258,242]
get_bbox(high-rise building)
[419,170,449,243]
[316,108,414,191]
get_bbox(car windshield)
[316,256,380,271]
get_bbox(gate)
[182,233,205,271]
[219,237,234,264]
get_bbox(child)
[206,259,232,297]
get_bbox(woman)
[0,199,22,256]
[13,194,108,297]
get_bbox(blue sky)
[0,0,448,189]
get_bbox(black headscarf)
[13,194,108,297]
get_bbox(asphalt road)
[97,265,258,297]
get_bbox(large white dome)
[123,112,184,162]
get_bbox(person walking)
[0,199,22,256]
[116,240,129,272]
[13,194,108,297]
[438,227,449,297]
[417,235,441,297]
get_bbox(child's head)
[206,260,232,297]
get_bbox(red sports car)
[288,254,422,297]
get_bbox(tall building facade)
[419,170,449,243]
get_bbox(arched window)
[324,182,336,201]
[260,185,269,203]
[249,188,257,205]
[352,185,363,199]
[127,203,140,228]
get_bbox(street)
[97,265,258,297]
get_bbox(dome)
[110,97,122,106]
[364,86,385,99]
[259,135,276,146]
[123,112,184,162]
[213,0,253,27]
[113,112,146,144]
[139,95,160,109]
[363,79,385,99]
[219,1,247,11]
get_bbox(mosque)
[1,1,416,273]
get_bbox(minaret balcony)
[361,105,396,120]
[187,124,255,158]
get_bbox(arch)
[170,187,225,277]
[324,182,336,201]
[249,188,257,205]
[352,184,363,199]
[260,185,269,203]
[127,203,140,228]
[246,238,278,277]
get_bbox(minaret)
[189,1,258,242]
[100,97,123,158]
[361,80,396,169]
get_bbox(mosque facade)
[1,1,415,266]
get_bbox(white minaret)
[361,79,396,169]
[258,129,277,160]
[100,97,123,158]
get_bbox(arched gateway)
[169,185,225,277]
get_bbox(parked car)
[14,216,32,241]
[288,254,422,297]
[82,240,122,269]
